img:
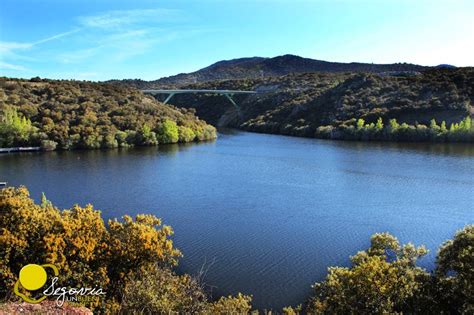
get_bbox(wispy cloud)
[1,7,207,78]
[78,9,182,29]
[33,29,81,45]
[0,29,80,72]
[57,47,100,64]
[0,61,29,71]
[0,41,33,54]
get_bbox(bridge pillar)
[223,93,242,116]
[163,93,175,104]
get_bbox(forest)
[1,186,472,314]
[0,77,216,150]
[158,68,474,142]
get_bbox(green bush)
[435,225,474,314]
[120,265,207,314]
[307,233,429,313]
[40,140,57,151]
[306,226,474,314]
[178,125,196,142]
[156,120,179,144]
[0,106,38,147]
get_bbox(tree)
[356,118,365,130]
[156,120,179,144]
[120,265,207,314]
[178,126,196,142]
[435,225,474,314]
[389,118,400,131]
[440,121,448,132]
[138,124,158,146]
[307,232,429,314]
[430,118,439,130]
[0,105,37,147]
[207,293,253,314]
[375,117,383,130]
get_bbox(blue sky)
[0,0,473,81]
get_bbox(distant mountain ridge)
[109,54,430,88]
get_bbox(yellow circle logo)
[14,263,59,304]
[19,264,48,291]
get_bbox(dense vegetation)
[0,77,216,150]
[302,225,474,314]
[1,186,472,314]
[0,186,251,314]
[109,54,428,88]
[315,116,473,142]
[158,68,474,142]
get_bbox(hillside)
[108,54,429,88]
[161,68,474,141]
[0,77,216,150]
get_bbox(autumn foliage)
[0,186,253,313]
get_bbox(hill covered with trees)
[107,54,428,88]
[0,77,216,150]
[161,68,474,142]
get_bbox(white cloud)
[0,61,29,71]
[0,41,33,54]
[58,47,100,64]
[78,9,182,29]
[33,29,81,45]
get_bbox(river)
[1,130,473,310]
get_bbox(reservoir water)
[1,130,473,310]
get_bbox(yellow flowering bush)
[0,186,182,312]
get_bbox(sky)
[0,0,473,81]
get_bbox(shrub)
[207,293,253,314]
[435,225,474,314]
[0,105,38,147]
[40,140,57,151]
[0,186,250,313]
[0,186,181,312]
[178,126,196,142]
[120,266,207,314]
[307,233,429,314]
[156,120,179,144]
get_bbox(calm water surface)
[1,130,473,310]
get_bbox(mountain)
[436,64,457,69]
[161,67,474,142]
[108,54,428,88]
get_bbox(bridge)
[142,89,257,111]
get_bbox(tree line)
[1,186,472,314]
[315,116,473,142]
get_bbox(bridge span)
[142,89,257,110]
